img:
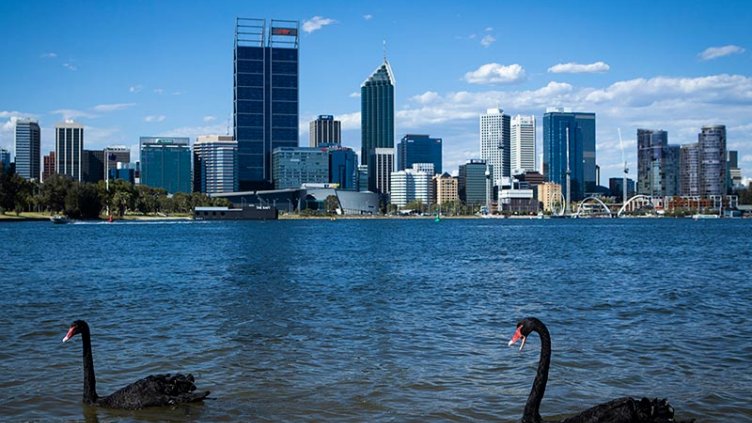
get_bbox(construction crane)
[618,128,629,205]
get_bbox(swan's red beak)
[508,326,526,351]
[62,326,76,343]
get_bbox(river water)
[0,218,750,422]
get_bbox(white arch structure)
[617,194,653,217]
[573,196,612,218]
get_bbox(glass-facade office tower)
[193,135,238,194]
[680,143,700,196]
[328,145,357,190]
[542,108,596,201]
[637,129,680,197]
[480,108,510,186]
[698,125,727,196]
[82,150,104,183]
[609,177,636,202]
[310,115,341,147]
[234,18,299,191]
[397,134,442,174]
[14,118,41,180]
[140,137,191,194]
[271,146,328,189]
[459,159,490,205]
[0,147,11,173]
[361,60,395,166]
[511,114,536,175]
[55,120,84,182]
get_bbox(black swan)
[508,317,692,423]
[62,320,210,409]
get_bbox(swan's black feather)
[97,373,210,409]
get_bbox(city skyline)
[1,1,751,183]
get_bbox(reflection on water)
[1,219,750,421]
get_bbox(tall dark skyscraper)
[697,125,727,196]
[14,118,41,180]
[542,108,596,201]
[361,59,395,166]
[234,18,299,191]
[397,134,442,174]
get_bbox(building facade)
[140,137,192,193]
[82,150,104,183]
[637,129,680,197]
[728,150,742,189]
[480,108,510,186]
[396,134,442,174]
[328,145,357,190]
[367,148,394,194]
[511,114,536,175]
[0,147,10,173]
[361,60,395,166]
[55,120,84,182]
[14,118,41,180]
[538,182,563,213]
[698,125,727,197]
[104,146,130,172]
[542,108,596,201]
[609,177,636,202]
[42,151,55,181]
[234,18,299,190]
[309,115,341,147]
[390,164,433,208]
[459,159,490,205]
[271,146,328,189]
[357,165,369,192]
[680,143,700,196]
[193,135,238,194]
[433,173,459,205]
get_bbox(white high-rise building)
[480,108,510,187]
[511,114,536,175]
[193,135,238,194]
[55,120,84,182]
[390,163,433,207]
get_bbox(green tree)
[324,195,340,213]
[39,174,73,213]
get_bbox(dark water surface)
[1,218,750,422]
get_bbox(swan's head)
[508,317,539,351]
[62,320,88,342]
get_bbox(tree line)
[0,167,229,219]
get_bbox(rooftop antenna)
[226,116,231,136]
[383,39,387,62]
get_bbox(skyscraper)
[542,108,596,201]
[309,115,341,147]
[680,143,700,196]
[327,145,357,190]
[510,114,536,175]
[55,120,84,182]
[480,108,510,186]
[234,18,299,191]
[140,137,191,193]
[0,147,11,174]
[361,59,395,166]
[14,118,41,180]
[82,150,104,183]
[193,135,238,194]
[271,146,328,189]
[637,129,680,197]
[459,159,490,205]
[390,163,433,207]
[396,134,442,174]
[42,151,55,181]
[698,125,727,196]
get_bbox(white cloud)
[153,88,165,95]
[302,16,336,33]
[203,115,217,122]
[480,34,496,48]
[51,109,96,120]
[129,85,143,93]
[548,61,610,74]
[63,62,77,71]
[698,45,745,61]
[92,103,135,112]
[484,27,493,32]
[40,52,57,59]
[172,91,183,96]
[741,155,752,163]
[144,115,166,123]
[349,91,361,98]
[363,14,373,21]
[463,63,526,85]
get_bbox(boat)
[50,215,70,224]
[692,213,720,220]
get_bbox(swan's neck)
[80,327,98,404]
[523,322,551,422]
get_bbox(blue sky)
[1,0,751,182]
